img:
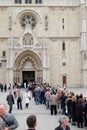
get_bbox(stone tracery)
[20,13,37,29]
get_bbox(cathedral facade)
[0,0,87,87]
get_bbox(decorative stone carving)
[19,56,37,70]
[8,16,12,30]
[24,62,32,69]
[45,15,48,30]
[23,33,33,46]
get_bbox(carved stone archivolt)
[19,56,37,70]
[14,50,42,71]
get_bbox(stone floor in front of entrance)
[0,88,87,130]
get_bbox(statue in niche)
[23,33,33,46]
[9,16,12,30]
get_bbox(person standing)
[13,86,17,99]
[45,89,51,109]
[16,89,23,110]
[50,91,58,115]
[0,104,18,130]
[54,115,70,130]
[24,89,31,108]
[4,84,7,92]
[26,115,37,130]
[84,99,87,127]
[0,83,3,92]
[60,91,67,115]
[6,90,14,113]
[75,99,84,128]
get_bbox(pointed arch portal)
[14,50,43,84]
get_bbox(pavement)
[0,87,87,130]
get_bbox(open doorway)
[63,76,67,89]
[22,71,35,87]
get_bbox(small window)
[0,63,2,67]
[62,42,65,51]
[15,0,21,3]
[62,25,64,30]
[35,0,38,3]
[25,0,32,3]
[39,0,42,3]
[35,0,42,3]
[62,18,64,23]
[2,51,6,57]
[63,76,66,89]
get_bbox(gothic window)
[62,18,64,23]
[23,33,33,46]
[63,76,66,88]
[2,51,6,57]
[25,0,32,3]
[20,13,37,29]
[35,0,42,3]
[15,0,21,3]
[62,42,65,51]
[62,25,64,30]
[62,18,65,30]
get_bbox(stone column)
[42,39,47,82]
[80,0,86,50]
[7,16,14,85]
[80,0,87,87]
[42,38,50,83]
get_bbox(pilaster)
[42,38,50,83]
[80,0,87,50]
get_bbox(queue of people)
[28,82,87,129]
[1,81,87,130]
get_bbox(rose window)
[20,13,37,29]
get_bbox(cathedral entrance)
[22,71,35,83]
[14,50,43,84]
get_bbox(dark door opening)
[63,76,66,88]
[22,71,35,85]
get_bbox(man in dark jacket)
[75,99,84,128]
[6,90,14,113]
[54,115,70,130]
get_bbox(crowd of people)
[25,82,87,129]
[0,81,87,130]
[0,103,70,130]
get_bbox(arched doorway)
[23,71,35,83]
[14,50,43,85]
